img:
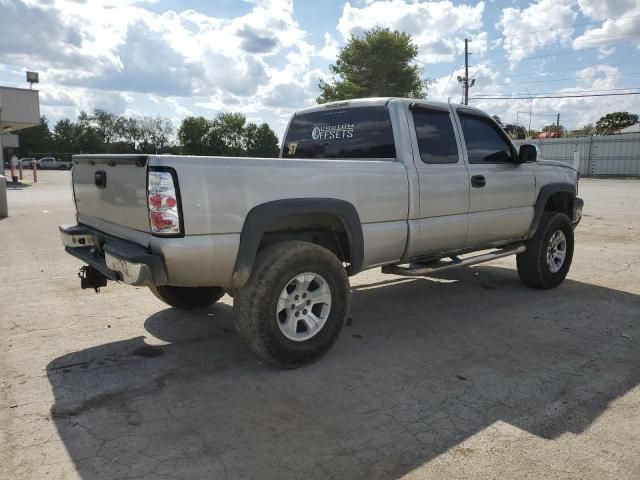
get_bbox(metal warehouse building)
[0,86,40,167]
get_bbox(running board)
[381,244,526,276]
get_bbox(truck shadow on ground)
[46,266,640,479]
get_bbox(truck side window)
[412,109,459,164]
[460,114,514,164]
[282,106,396,160]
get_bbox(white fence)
[514,133,640,177]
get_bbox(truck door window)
[459,114,514,164]
[282,106,396,160]
[412,109,459,164]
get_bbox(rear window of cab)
[282,106,396,160]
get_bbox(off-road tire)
[234,240,350,368]
[517,211,574,289]
[149,285,224,309]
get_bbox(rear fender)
[232,198,364,288]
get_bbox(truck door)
[456,110,535,248]
[403,103,470,258]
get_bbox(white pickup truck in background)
[60,97,583,367]
[38,157,72,170]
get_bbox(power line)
[481,40,636,66]
[473,60,640,79]
[490,71,640,86]
[439,54,463,100]
[491,32,640,56]
[486,87,640,96]
[470,92,640,100]
[476,12,640,43]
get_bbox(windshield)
[282,105,396,160]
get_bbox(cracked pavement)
[1,172,639,479]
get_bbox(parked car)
[18,157,36,169]
[38,157,72,170]
[60,98,583,367]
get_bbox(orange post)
[32,160,37,182]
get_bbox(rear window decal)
[312,124,354,140]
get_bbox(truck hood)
[536,158,578,172]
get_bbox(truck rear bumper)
[60,224,167,286]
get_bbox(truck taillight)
[148,169,182,235]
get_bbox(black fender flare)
[232,198,364,288]
[527,182,576,239]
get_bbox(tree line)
[17,110,280,158]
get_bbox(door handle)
[471,175,486,188]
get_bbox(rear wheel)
[517,211,574,289]
[149,285,224,310]
[234,240,350,368]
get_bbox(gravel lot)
[1,171,639,480]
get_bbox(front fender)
[527,182,576,238]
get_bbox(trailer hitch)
[78,265,108,293]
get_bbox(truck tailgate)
[72,155,150,234]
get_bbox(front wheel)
[234,241,350,368]
[517,211,574,289]
[149,285,224,310]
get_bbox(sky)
[1,0,640,140]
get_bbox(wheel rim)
[546,230,567,273]
[276,272,332,342]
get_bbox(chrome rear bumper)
[60,224,167,286]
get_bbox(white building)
[0,86,40,166]
[618,123,640,134]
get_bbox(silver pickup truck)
[60,97,583,367]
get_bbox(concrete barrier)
[0,175,7,218]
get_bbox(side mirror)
[518,144,538,163]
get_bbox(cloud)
[573,1,640,50]
[262,82,311,108]
[56,20,203,97]
[319,33,339,60]
[497,0,578,64]
[0,0,314,106]
[576,0,638,20]
[236,25,279,53]
[336,0,486,64]
[0,0,86,69]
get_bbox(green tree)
[317,27,425,103]
[136,117,174,154]
[117,117,141,152]
[595,111,638,134]
[491,115,503,125]
[17,116,52,154]
[245,122,279,157]
[214,113,247,156]
[52,119,82,152]
[570,123,595,137]
[178,116,211,155]
[91,109,123,145]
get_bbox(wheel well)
[544,192,574,217]
[257,213,351,266]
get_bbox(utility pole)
[556,113,560,137]
[464,38,469,105]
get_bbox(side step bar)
[381,244,526,276]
